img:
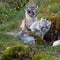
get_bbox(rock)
[52,40,60,46]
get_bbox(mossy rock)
[1,45,34,60]
[1,45,32,60]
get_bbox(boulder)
[52,40,60,46]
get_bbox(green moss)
[33,34,45,45]
[32,51,56,60]
[1,45,31,60]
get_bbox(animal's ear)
[24,5,30,11]
[35,5,38,10]
[24,5,27,11]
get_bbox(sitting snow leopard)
[20,5,38,32]
[15,5,38,44]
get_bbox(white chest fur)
[20,11,37,30]
[25,11,37,26]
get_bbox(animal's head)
[30,17,51,35]
[25,5,38,18]
[39,17,51,34]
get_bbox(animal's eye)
[42,27,45,29]
[28,10,31,13]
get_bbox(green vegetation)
[0,0,60,60]
[1,45,60,60]
[32,52,56,60]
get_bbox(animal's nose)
[32,12,34,15]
